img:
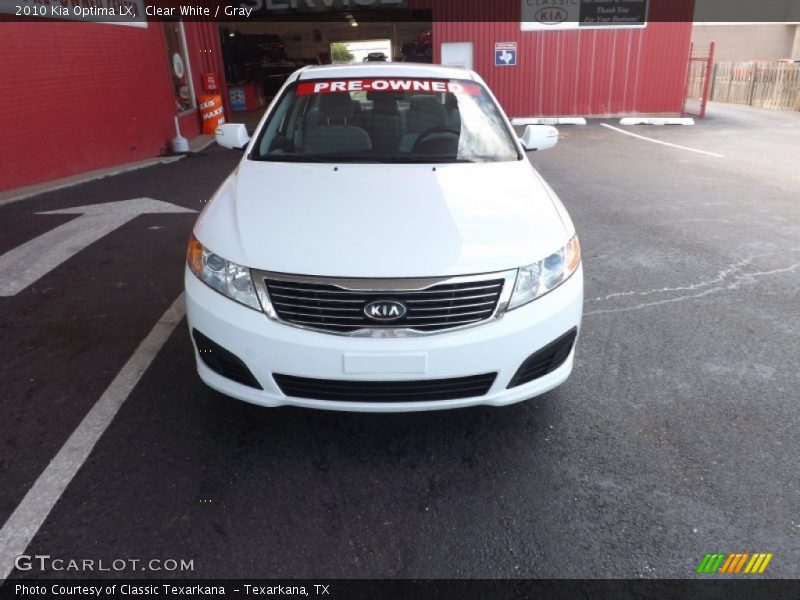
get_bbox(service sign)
[521,0,648,31]
[296,79,482,96]
[240,0,408,14]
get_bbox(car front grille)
[260,274,509,334]
[273,373,497,402]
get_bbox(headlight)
[507,235,581,310]
[187,235,261,311]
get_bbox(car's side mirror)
[216,124,250,150]
[519,125,559,152]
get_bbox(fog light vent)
[507,328,577,388]
[192,329,262,390]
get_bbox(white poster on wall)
[521,0,648,31]
[441,42,474,70]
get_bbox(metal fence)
[683,43,714,118]
[708,61,800,111]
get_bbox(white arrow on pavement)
[0,198,196,297]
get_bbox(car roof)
[294,63,477,82]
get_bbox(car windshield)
[250,77,521,163]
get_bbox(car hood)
[194,159,569,278]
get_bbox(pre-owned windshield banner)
[296,79,482,96]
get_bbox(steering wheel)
[411,127,460,153]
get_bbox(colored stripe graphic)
[719,554,736,573]
[697,554,726,574]
[733,553,750,573]
[710,554,726,573]
[696,554,712,574]
[720,553,747,574]
[699,552,773,574]
[759,554,774,573]
[744,553,773,574]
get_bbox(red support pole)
[699,41,715,119]
[682,42,694,117]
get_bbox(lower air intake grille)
[263,276,506,334]
[507,328,577,388]
[192,329,262,389]
[273,373,497,402]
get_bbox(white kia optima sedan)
[186,63,582,412]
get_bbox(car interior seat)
[366,92,401,153]
[304,93,372,155]
[400,94,448,152]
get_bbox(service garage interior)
[217,10,433,128]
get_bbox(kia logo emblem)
[535,7,568,24]
[363,300,407,322]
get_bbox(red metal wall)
[1,20,225,193]
[183,21,230,127]
[420,0,694,117]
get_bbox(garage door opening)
[218,14,431,130]
[330,39,392,64]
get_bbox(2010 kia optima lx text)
[185,63,583,412]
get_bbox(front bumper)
[185,265,583,412]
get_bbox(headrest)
[305,126,372,154]
[318,93,354,120]
[367,90,404,102]
[369,95,399,115]
[410,94,442,111]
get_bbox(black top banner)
[2,0,800,23]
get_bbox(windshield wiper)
[251,153,485,164]
[325,155,479,164]
[251,153,339,163]
[383,155,477,164]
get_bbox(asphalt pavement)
[1,102,798,579]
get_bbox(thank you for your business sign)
[521,0,648,31]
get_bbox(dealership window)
[163,20,196,112]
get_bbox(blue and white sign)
[495,42,517,67]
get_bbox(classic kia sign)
[521,0,648,31]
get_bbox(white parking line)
[0,293,185,581]
[600,123,725,158]
[0,199,194,297]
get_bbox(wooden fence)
[706,61,800,111]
